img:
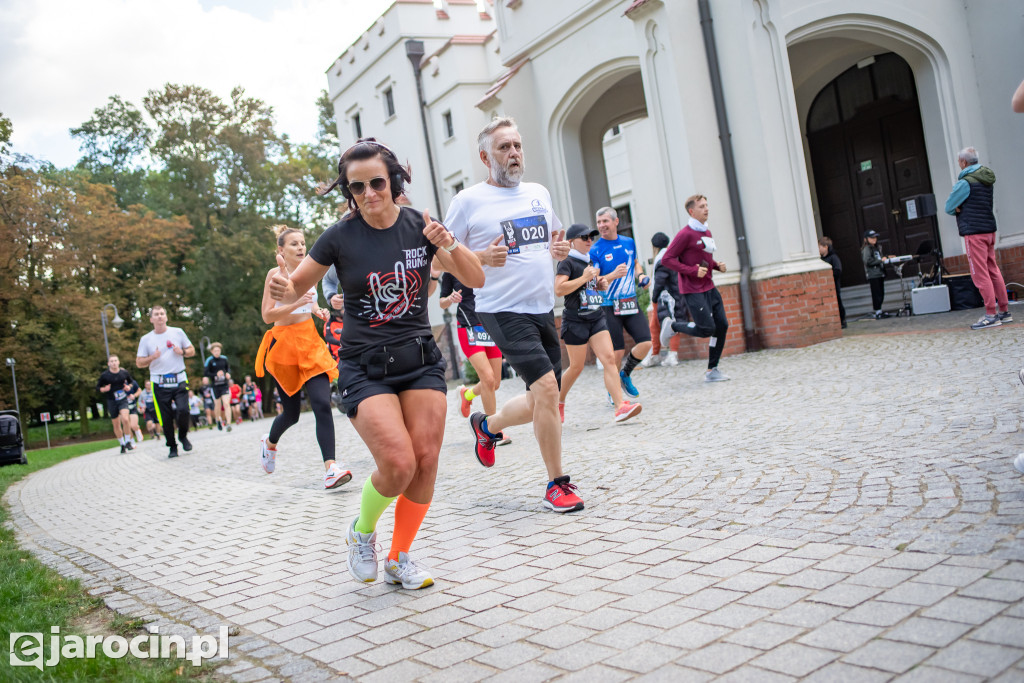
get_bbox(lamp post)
[405,40,443,216]
[5,358,19,425]
[100,303,124,359]
[199,336,211,366]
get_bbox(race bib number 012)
[500,216,548,254]
[581,285,604,311]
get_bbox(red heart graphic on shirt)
[166,340,174,348]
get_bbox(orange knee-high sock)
[388,495,431,561]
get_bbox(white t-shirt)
[445,181,563,315]
[137,327,192,381]
[275,285,317,315]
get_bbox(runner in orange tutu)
[257,224,352,490]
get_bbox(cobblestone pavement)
[5,309,1024,681]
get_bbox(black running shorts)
[478,311,561,390]
[602,306,652,351]
[559,315,607,346]
[106,397,129,416]
[337,357,447,419]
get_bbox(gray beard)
[489,156,524,188]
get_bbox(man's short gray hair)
[958,147,979,165]
[596,207,617,220]
[478,116,518,154]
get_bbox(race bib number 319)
[500,216,548,254]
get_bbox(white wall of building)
[326,0,1023,325]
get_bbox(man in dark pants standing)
[818,236,846,328]
[136,305,195,458]
[660,194,731,382]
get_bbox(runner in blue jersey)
[588,207,651,400]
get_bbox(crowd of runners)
[98,116,731,591]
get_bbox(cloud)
[0,0,392,166]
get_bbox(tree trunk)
[79,394,91,435]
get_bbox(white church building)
[324,0,1024,357]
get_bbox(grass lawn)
[0,441,221,681]
[24,418,115,449]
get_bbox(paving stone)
[807,583,883,608]
[724,621,805,650]
[751,642,840,677]
[472,641,545,670]
[675,642,762,674]
[877,580,957,606]
[803,662,893,682]
[842,639,934,673]
[966,615,1024,648]
[959,578,1024,602]
[797,620,883,652]
[538,640,618,671]
[921,596,1008,624]
[884,616,973,647]
[924,640,1024,677]
[837,600,919,627]
[891,666,985,682]
[602,641,685,675]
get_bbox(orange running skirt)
[255,318,338,397]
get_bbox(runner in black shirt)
[439,273,505,422]
[269,138,484,589]
[555,225,641,424]
[204,343,232,431]
[96,355,137,453]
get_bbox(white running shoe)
[659,318,675,349]
[1014,453,1024,475]
[705,368,730,382]
[384,552,434,589]
[663,353,679,367]
[346,519,378,583]
[324,463,352,489]
[260,434,276,474]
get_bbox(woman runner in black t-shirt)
[555,224,641,424]
[269,138,484,590]
[438,273,505,421]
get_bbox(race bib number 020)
[500,216,548,254]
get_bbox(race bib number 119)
[500,216,548,254]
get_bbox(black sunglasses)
[576,234,595,241]
[347,177,388,195]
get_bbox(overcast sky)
[0,0,395,167]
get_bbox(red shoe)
[614,401,642,423]
[544,476,584,513]
[558,402,565,424]
[469,412,500,467]
[458,386,473,418]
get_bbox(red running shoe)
[614,401,642,423]
[458,385,473,418]
[469,412,500,467]
[544,476,584,513]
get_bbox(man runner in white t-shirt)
[446,116,583,513]
[136,305,195,458]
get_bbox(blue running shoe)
[620,371,639,398]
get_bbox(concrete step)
[841,280,914,319]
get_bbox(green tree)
[70,96,152,208]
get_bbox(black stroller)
[0,410,27,466]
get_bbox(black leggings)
[677,288,730,370]
[869,277,885,311]
[268,373,335,462]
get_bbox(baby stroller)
[0,410,27,466]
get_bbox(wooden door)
[806,53,937,287]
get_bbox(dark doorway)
[615,203,634,240]
[807,53,937,287]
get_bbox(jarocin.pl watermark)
[9,625,229,670]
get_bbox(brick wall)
[555,269,843,367]
[944,244,1024,293]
